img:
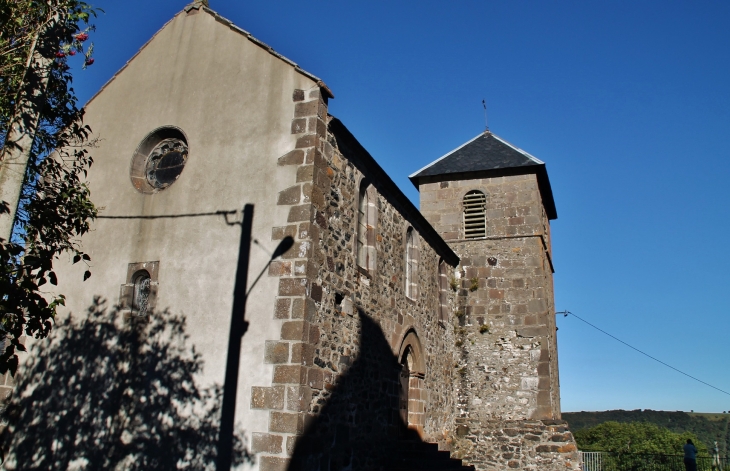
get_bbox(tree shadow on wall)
[0,297,252,470]
[289,311,423,471]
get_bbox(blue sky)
[70,1,730,413]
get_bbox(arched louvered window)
[463,190,487,239]
[405,227,419,299]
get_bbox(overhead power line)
[558,310,730,397]
[96,210,237,220]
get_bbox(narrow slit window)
[438,260,449,323]
[357,181,369,268]
[405,227,418,299]
[119,261,159,321]
[356,179,377,273]
[463,190,487,239]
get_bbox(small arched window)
[405,227,419,299]
[463,190,487,239]
[357,179,377,272]
[132,270,151,317]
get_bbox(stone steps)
[388,440,475,471]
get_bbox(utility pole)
[216,205,254,470]
[215,205,293,470]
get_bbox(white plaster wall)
[48,9,318,455]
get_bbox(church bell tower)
[410,130,560,423]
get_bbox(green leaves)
[0,0,99,376]
[575,421,708,456]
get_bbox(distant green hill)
[563,410,730,456]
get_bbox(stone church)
[23,2,581,470]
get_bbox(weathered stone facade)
[420,175,559,422]
[247,86,580,470]
[415,173,579,469]
[26,4,580,471]
[249,88,465,470]
[452,419,578,470]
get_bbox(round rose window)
[145,138,188,189]
[130,127,188,194]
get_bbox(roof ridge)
[490,134,544,165]
[184,0,208,9]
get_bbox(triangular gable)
[85,3,333,108]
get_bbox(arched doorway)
[398,330,425,437]
[399,348,411,426]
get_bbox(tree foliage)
[0,299,253,469]
[0,0,98,375]
[564,409,730,457]
[574,421,708,456]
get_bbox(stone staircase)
[388,440,475,471]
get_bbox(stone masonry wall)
[419,175,559,421]
[452,419,580,471]
[450,237,557,421]
[249,88,460,471]
[281,114,461,467]
[247,86,330,471]
[249,90,574,471]
[419,174,578,470]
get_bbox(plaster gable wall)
[50,9,320,442]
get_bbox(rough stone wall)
[450,237,557,421]
[250,88,459,471]
[419,175,578,470]
[452,419,580,470]
[248,87,575,471]
[285,114,460,463]
[419,175,559,421]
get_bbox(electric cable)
[96,210,236,219]
[558,310,730,397]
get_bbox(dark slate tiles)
[412,133,540,178]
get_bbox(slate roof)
[409,132,558,220]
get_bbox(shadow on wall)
[0,297,252,470]
[289,311,423,471]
